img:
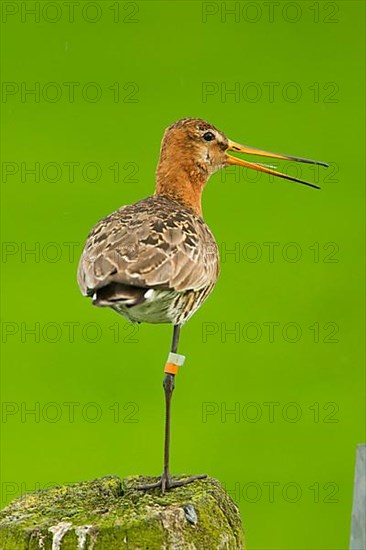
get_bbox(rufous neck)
[155,159,208,217]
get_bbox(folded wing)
[77,196,219,297]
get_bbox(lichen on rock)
[0,475,245,549]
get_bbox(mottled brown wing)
[77,196,219,296]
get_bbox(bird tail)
[92,283,147,308]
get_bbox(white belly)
[112,289,178,324]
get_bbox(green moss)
[0,475,245,549]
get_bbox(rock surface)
[0,475,245,549]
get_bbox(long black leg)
[171,324,180,353]
[137,325,207,492]
[161,327,178,490]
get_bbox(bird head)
[158,118,230,177]
[155,118,328,215]
[159,117,329,187]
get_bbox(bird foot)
[136,473,207,494]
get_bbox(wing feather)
[77,196,219,296]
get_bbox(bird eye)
[203,131,215,142]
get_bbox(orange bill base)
[164,352,185,375]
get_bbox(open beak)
[226,140,329,189]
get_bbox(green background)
[1,1,365,548]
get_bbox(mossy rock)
[0,475,245,549]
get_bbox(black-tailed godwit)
[77,118,328,491]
